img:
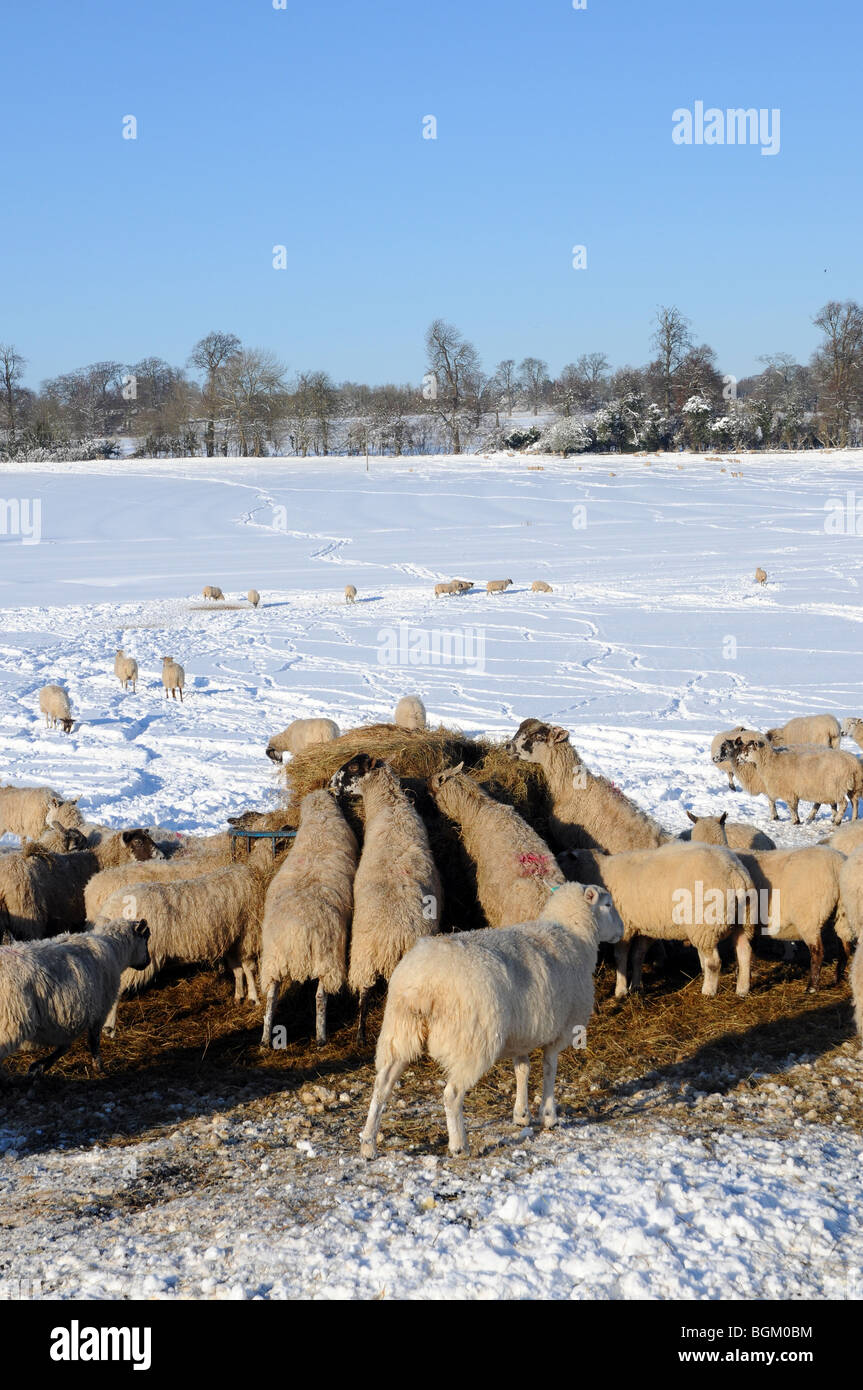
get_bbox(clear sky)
[1,0,860,388]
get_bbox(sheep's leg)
[87,1025,104,1073]
[28,1043,70,1076]
[315,981,327,1046]
[360,1058,407,1159]
[768,798,778,821]
[835,937,850,985]
[807,937,824,993]
[726,773,736,791]
[178,687,183,702]
[231,962,245,1001]
[356,988,369,1046]
[788,798,800,825]
[539,1046,560,1129]
[732,926,752,996]
[806,802,820,824]
[613,939,630,999]
[629,935,650,993]
[102,995,120,1037]
[261,983,278,1046]
[443,1080,469,1156]
[698,945,722,996]
[242,961,259,1004]
[513,1055,531,1125]
[833,800,847,826]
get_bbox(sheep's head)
[330,753,386,798]
[504,719,570,762]
[45,795,82,829]
[542,881,623,943]
[265,743,285,765]
[126,919,150,970]
[841,717,862,737]
[427,761,466,796]
[121,828,163,862]
[162,656,173,664]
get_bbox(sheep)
[486,578,513,594]
[345,584,357,603]
[0,919,150,1076]
[0,786,83,842]
[84,847,234,923]
[265,717,340,763]
[853,937,863,1047]
[842,717,863,753]
[37,824,90,854]
[765,715,841,750]
[259,790,358,1047]
[713,734,772,799]
[161,656,184,702]
[755,567,767,584]
[434,581,459,597]
[738,738,863,824]
[359,882,623,1159]
[452,579,474,592]
[681,811,776,851]
[0,830,161,941]
[710,726,762,790]
[531,580,553,593]
[96,842,277,1034]
[113,648,138,693]
[203,586,225,601]
[39,684,74,733]
[428,762,565,927]
[394,695,427,731]
[505,719,669,853]
[561,841,755,998]
[827,821,863,854]
[329,753,442,1044]
[738,847,851,991]
[247,589,261,608]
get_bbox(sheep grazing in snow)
[765,715,841,750]
[739,738,862,824]
[486,578,513,594]
[203,585,225,600]
[394,695,427,731]
[681,811,775,851]
[755,567,767,585]
[710,726,763,791]
[265,717,340,764]
[39,684,74,733]
[434,580,461,597]
[96,841,277,1034]
[345,584,357,603]
[842,716,863,753]
[0,919,150,1076]
[330,753,442,1044]
[359,882,622,1159]
[247,589,261,608]
[259,790,358,1047]
[738,847,851,991]
[561,842,755,998]
[531,580,553,593]
[505,718,669,853]
[0,786,83,843]
[161,656,184,702]
[428,762,565,927]
[113,648,138,693]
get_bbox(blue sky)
[1,0,860,388]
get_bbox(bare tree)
[0,343,26,438]
[518,357,549,416]
[494,359,518,418]
[424,319,482,454]
[216,348,287,456]
[188,330,241,456]
[811,300,863,446]
[650,305,693,411]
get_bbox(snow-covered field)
[1,448,862,1300]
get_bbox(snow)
[1,448,862,1299]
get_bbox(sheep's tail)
[375,984,429,1069]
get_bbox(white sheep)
[841,717,863,753]
[265,717,340,763]
[681,811,776,851]
[740,846,851,991]
[434,581,459,597]
[39,684,74,733]
[0,919,150,1075]
[506,719,669,853]
[710,726,762,790]
[531,580,553,593]
[345,584,357,603]
[203,585,225,601]
[712,734,771,799]
[161,656,185,702]
[330,753,442,1044]
[428,762,565,927]
[0,786,82,842]
[359,881,622,1158]
[486,578,513,594]
[247,589,261,608]
[755,567,767,585]
[739,738,862,824]
[827,821,863,854]
[393,696,427,731]
[113,648,138,693]
[561,841,755,998]
[259,790,358,1046]
[765,715,841,749]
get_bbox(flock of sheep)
[3,686,863,1159]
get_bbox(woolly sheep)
[739,739,862,824]
[265,717,340,763]
[247,589,261,608]
[710,726,762,791]
[428,762,565,927]
[394,695,427,731]
[37,824,91,854]
[39,684,74,734]
[755,567,767,584]
[452,579,474,592]
[113,648,138,693]
[84,847,234,923]
[561,842,755,998]
[739,847,851,991]
[531,580,553,593]
[0,786,83,842]
[434,581,460,597]
[259,790,358,1046]
[842,717,863,753]
[97,842,277,1034]
[681,811,776,851]
[161,656,185,702]
[765,715,841,750]
[827,821,863,854]
[359,882,622,1158]
[486,579,513,594]
[853,936,863,1047]
[505,719,669,853]
[203,586,225,601]
[345,584,357,603]
[0,919,150,1075]
[330,753,442,1044]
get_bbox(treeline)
[1,302,862,461]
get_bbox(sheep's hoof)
[513,1111,530,1127]
[448,1146,469,1158]
[359,1140,376,1160]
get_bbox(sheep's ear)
[133,919,149,937]
[719,811,728,825]
[548,726,569,743]
[121,828,144,844]
[686,810,698,824]
[438,761,464,781]
[583,885,600,905]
